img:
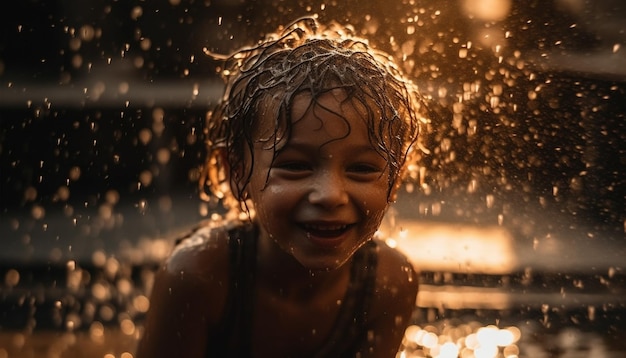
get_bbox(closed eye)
[273,161,312,172]
[348,163,384,174]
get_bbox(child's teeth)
[306,224,346,231]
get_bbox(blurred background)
[1,0,625,357]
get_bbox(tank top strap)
[206,221,257,358]
[314,239,379,357]
[208,226,378,358]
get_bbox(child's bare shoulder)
[373,239,419,299]
[139,220,242,350]
[361,239,418,346]
[163,220,238,278]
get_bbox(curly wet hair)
[201,17,429,211]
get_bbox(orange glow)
[462,0,512,21]
[402,323,521,358]
[387,220,519,274]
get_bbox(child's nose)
[307,171,349,208]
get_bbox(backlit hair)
[201,17,429,212]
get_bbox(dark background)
[1,0,625,355]
[2,0,624,258]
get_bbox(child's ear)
[389,162,411,202]
[206,148,231,200]
[215,148,249,202]
[389,179,401,202]
[207,148,251,212]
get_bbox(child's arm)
[135,233,230,358]
[357,243,419,357]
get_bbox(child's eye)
[273,162,311,172]
[348,163,384,175]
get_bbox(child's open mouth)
[302,223,351,238]
[300,223,355,249]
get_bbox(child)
[136,17,428,358]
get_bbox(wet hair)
[201,17,429,211]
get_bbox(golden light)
[402,323,521,358]
[392,219,526,357]
[462,0,512,21]
[390,220,518,275]
[440,341,461,357]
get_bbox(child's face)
[247,89,392,270]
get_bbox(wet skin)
[250,89,391,272]
[135,89,418,358]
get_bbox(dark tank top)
[205,222,379,357]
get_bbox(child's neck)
[255,233,352,301]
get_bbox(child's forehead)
[291,88,381,119]
[252,86,387,145]
[291,89,347,118]
[253,88,381,149]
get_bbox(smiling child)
[136,17,429,358]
